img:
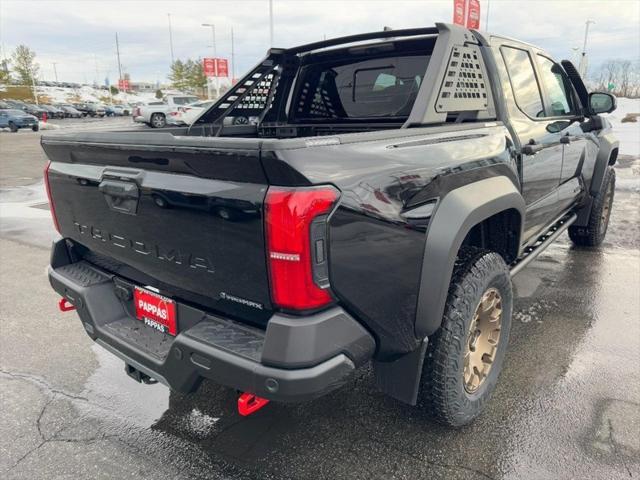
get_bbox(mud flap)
[373,338,428,405]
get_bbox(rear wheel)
[150,113,166,128]
[32,124,39,132]
[419,247,513,427]
[152,194,169,208]
[8,122,18,132]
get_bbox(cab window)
[501,47,545,118]
[536,55,576,117]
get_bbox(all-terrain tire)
[419,247,513,427]
[568,167,615,247]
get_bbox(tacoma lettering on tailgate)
[73,221,215,273]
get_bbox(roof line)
[279,26,440,55]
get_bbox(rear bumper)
[48,239,375,402]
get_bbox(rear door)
[498,45,564,242]
[42,132,273,326]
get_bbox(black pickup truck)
[43,23,618,426]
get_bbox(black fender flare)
[415,175,525,338]
[589,131,618,197]
[574,131,618,227]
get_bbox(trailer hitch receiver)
[238,392,269,416]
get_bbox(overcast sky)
[1,0,639,84]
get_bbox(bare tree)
[619,60,632,97]
[592,59,640,98]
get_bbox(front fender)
[415,176,525,338]
[590,131,618,197]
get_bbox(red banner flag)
[467,0,481,29]
[453,0,466,26]
[453,0,482,29]
[203,58,216,77]
[203,58,229,77]
[215,58,229,78]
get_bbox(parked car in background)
[22,103,47,119]
[87,103,106,117]
[0,109,39,132]
[55,104,84,118]
[38,104,58,118]
[167,100,215,125]
[133,95,199,128]
[105,105,129,116]
[41,104,66,119]
[72,103,89,116]
[75,102,106,117]
[4,99,27,110]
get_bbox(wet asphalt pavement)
[0,119,639,479]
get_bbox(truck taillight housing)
[44,161,61,233]
[265,186,339,311]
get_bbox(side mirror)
[589,92,617,115]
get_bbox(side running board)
[510,213,577,276]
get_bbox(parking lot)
[0,118,639,479]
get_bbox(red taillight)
[265,186,339,311]
[44,161,60,233]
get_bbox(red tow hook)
[238,392,269,416]
[58,298,76,312]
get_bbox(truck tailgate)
[42,132,273,325]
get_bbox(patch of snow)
[36,85,158,106]
[606,97,640,158]
[39,121,60,130]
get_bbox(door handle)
[522,140,544,155]
[99,180,139,199]
[99,180,140,215]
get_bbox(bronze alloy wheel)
[463,288,503,394]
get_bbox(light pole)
[231,27,235,83]
[485,0,491,30]
[115,32,123,84]
[52,62,58,83]
[579,20,595,78]
[269,0,274,47]
[168,13,175,65]
[202,23,218,99]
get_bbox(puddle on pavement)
[81,345,170,428]
[591,398,640,458]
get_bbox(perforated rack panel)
[436,44,488,112]
[297,81,338,119]
[217,69,277,114]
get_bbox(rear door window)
[501,47,545,118]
